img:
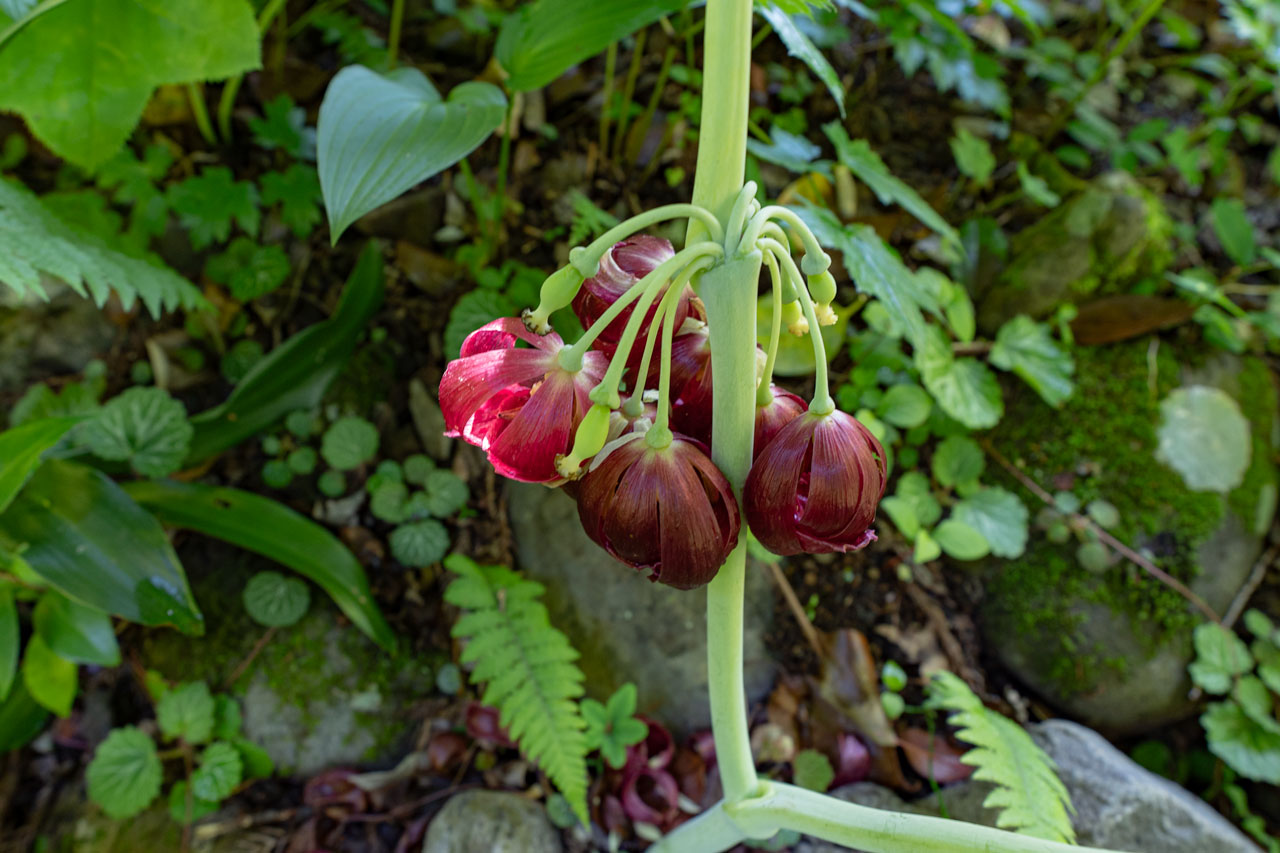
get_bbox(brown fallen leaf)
[1069,294,1194,345]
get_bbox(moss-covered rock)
[142,542,435,774]
[977,172,1174,333]
[982,340,1277,733]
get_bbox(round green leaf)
[317,469,347,497]
[190,741,243,801]
[242,571,310,628]
[261,459,293,489]
[370,481,409,524]
[877,383,932,429]
[1155,386,1251,493]
[1076,541,1111,575]
[321,416,380,471]
[933,520,990,561]
[220,339,265,384]
[931,436,985,488]
[157,681,215,744]
[424,470,469,517]
[390,520,450,567]
[87,726,162,819]
[403,454,436,486]
[950,487,1029,559]
[286,446,318,475]
[168,780,220,824]
[792,748,835,792]
[1202,700,1280,784]
[79,387,193,478]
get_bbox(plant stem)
[186,83,218,146]
[599,42,618,157]
[612,28,648,163]
[217,0,289,140]
[387,0,405,67]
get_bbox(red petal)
[439,347,554,435]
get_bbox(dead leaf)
[899,728,974,786]
[1070,295,1194,345]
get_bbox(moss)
[1227,357,1278,534]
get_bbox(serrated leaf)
[86,726,163,819]
[1202,700,1280,784]
[496,0,687,92]
[824,123,960,248]
[951,488,1028,559]
[989,316,1074,407]
[1155,386,1251,493]
[168,781,220,824]
[21,634,76,717]
[1016,161,1061,207]
[242,571,310,628]
[167,167,260,250]
[232,736,274,778]
[951,128,995,184]
[424,470,469,517]
[877,384,932,428]
[916,327,1003,429]
[0,178,204,315]
[1189,622,1253,695]
[78,387,192,478]
[933,519,990,561]
[33,590,120,666]
[205,238,290,302]
[931,436,985,488]
[758,4,845,117]
[1210,197,1257,266]
[191,741,243,801]
[318,66,506,241]
[0,417,80,516]
[250,95,315,160]
[260,164,323,238]
[157,681,216,744]
[320,416,379,471]
[0,0,260,169]
[390,520,450,566]
[746,126,828,175]
[929,672,1075,842]
[793,748,836,792]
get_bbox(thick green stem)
[585,204,724,264]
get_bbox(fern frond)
[444,554,589,824]
[928,672,1076,843]
[0,178,205,317]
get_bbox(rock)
[506,482,776,734]
[423,790,562,853]
[0,283,117,393]
[798,720,1260,853]
[976,171,1173,333]
[354,187,447,246]
[142,542,436,775]
[409,378,454,461]
[981,342,1278,733]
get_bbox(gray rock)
[507,482,776,734]
[410,378,454,462]
[423,790,562,853]
[0,284,116,392]
[798,720,1259,853]
[354,187,446,246]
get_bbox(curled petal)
[573,236,688,354]
[621,766,681,829]
[754,385,807,458]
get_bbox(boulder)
[423,790,561,853]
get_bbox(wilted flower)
[572,235,689,355]
[576,431,739,589]
[439,318,607,483]
[754,385,807,458]
[744,409,886,555]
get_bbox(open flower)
[573,235,688,355]
[744,410,886,555]
[439,317,607,483]
[754,385,807,458]
[576,431,739,589]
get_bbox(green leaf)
[317,66,506,241]
[1016,161,1061,208]
[0,417,79,515]
[989,316,1074,408]
[933,519,990,561]
[877,384,932,429]
[1234,677,1280,733]
[232,736,274,778]
[205,238,290,302]
[0,587,16,701]
[0,680,49,752]
[916,328,1003,430]
[21,634,77,717]
[0,0,260,169]
[496,0,687,92]
[122,479,395,650]
[950,128,995,184]
[928,672,1075,842]
[793,748,836,792]
[1202,700,1280,784]
[213,694,242,740]
[168,781,220,824]
[249,95,314,160]
[79,387,192,478]
[0,178,204,315]
[896,471,942,527]
[157,681,216,744]
[823,123,960,249]
[879,496,919,539]
[446,288,517,360]
[931,437,984,490]
[1076,541,1111,574]
[167,167,260,250]
[86,726,163,819]
[913,528,942,563]
[1210,197,1257,266]
[1155,386,1251,493]
[242,571,310,628]
[1189,622,1253,695]
[390,520,451,567]
[191,741,243,801]
[1085,499,1120,530]
[403,454,436,486]
[583,683,647,769]
[757,4,845,117]
[951,487,1028,559]
[0,460,202,632]
[746,126,827,175]
[425,470,470,517]
[756,293,846,376]
[321,416,380,471]
[186,243,385,463]
[260,164,323,238]
[33,590,120,666]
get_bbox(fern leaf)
[0,178,205,317]
[928,672,1076,843]
[444,554,589,824]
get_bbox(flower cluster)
[440,234,885,590]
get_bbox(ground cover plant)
[0,0,1278,851]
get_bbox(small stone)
[409,379,453,462]
[423,790,562,853]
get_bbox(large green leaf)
[317,66,506,241]
[1155,386,1251,493]
[33,590,121,666]
[757,3,845,117]
[496,0,688,92]
[0,459,202,632]
[0,417,79,515]
[989,316,1074,408]
[916,327,1003,429]
[186,242,385,463]
[0,0,260,169]
[124,480,395,650]
[0,681,49,752]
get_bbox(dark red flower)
[621,765,681,829]
[439,318,607,483]
[572,236,689,355]
[754,385,807,458]
[667,324,713,444]
[576,432,739,589]
[831,732,871,787]
[744,409,886,555]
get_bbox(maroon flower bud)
[667,323,713,444]
[624,716,675,774]
[754,385,807,458]
[744,410,886,556]
[832,732,871,787]
[440,318,607,483]
[572,236,689,355]
[621,765,681,829]
[576,432,740,589]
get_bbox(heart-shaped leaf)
[317,66,506,242]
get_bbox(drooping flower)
[572,235,689,355]
[744,409,886,555]
[575,431,739,589]
[439,317,607,483]
[753,385,807,458]
[667,322,713,444]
